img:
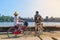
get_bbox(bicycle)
[7,25,29,38]
[37,23,44,36]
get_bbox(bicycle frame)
[38,24,43,35]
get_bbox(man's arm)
[18,19,24,22]
[20,20,24,22]
[34,15,35,22]
[40,16,44,22]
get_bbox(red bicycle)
[7,25,29,38]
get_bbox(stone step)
[0,36,40,40]
[25,37,40,40]
[51,33,60,40]
[52,37,60,40]
[40,37,53,40]
[40,35,53,40]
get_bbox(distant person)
[34,11,44,36]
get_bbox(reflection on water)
[0,22,60,27]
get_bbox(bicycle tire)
[7,27,16,38]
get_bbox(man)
[14,12,18,29]
[24,21,28,27]
[34,11,44,36]
[14,12,24,35]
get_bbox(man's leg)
[17,24,23,34]
[35,23,38,36]
[18,24,22,30]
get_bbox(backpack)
[35,15,41,23]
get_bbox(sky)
[0,0,60,18]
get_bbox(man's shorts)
[35,22,41,30]
[14,25,18,29]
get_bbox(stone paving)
[0,31,60,40]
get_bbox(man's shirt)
[14,16,18,25]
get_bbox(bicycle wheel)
[23,27,31,35]
[38,26,40,35]
[7,27,16,38]
[38,26,43,35]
